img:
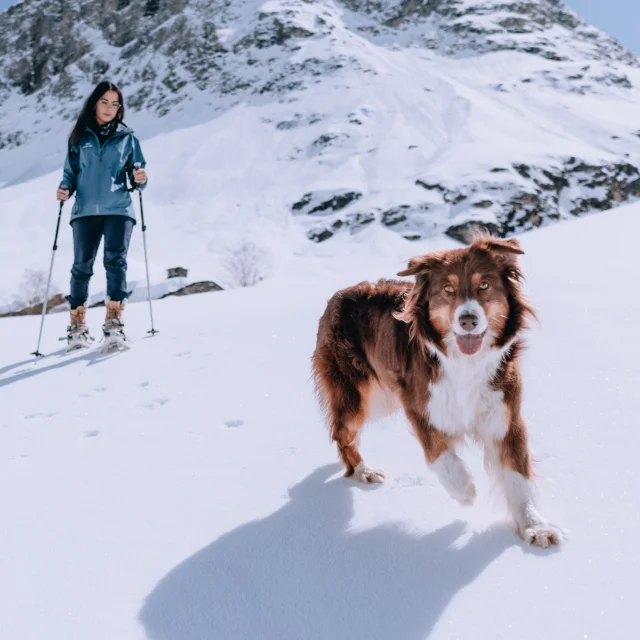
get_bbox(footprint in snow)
[138,396,169,410]
[394,475,427,488]
[224,419,244,428]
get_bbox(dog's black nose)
[459,313,479,332]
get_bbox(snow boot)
[65,305,93,352]
[101,300,130,353]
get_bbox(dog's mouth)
[455,332,486,355]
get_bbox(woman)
[57,81,148,351]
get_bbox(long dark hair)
[70,81,125,146]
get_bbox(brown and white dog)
[312,235,563,547]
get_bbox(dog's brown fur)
[313,236,531,473]
[312,236,561,546]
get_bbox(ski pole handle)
[133,162,142,191]
[134,162,147,230]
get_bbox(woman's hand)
[133,167,147,185]
[56,188,70,201]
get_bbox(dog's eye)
[444,285,455,294]
[479,282,490,291]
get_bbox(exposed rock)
[0,130,28,150]
[292,190,362,216]
[0,293,66,317]
[341,0,638,67]
[380,203,439,236]
[161,281,223,297]
[412,158,640,241]
[313,156,640,244]
[307,212,375,242]
[167,267,189,279]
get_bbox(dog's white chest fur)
[427,346,508,441]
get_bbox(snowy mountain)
[1,0,640,304]
[2,200,640,639]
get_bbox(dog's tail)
[312,289,375,438]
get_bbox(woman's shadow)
[0,348,118,389]
[139,464,516,640]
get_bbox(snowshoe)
[62,306,94,352]
[62,325,95,352]
[100,319,131,353]
[100,300,130,353]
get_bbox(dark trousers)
[67,215,135,309]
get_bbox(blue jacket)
[59,124,147,222]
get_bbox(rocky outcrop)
[0,0,338,119]
[304,157,640,243]
[161,281,223,297]
[415,159,640,240]
[307,212,376,243]
[342,0,638,67]
[292,190,363,216]
[0,293,66,317]
[2,1,635,133]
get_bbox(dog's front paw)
[352,463,386,484]
[432,452,477,506]
[451,479,477,506]
[521,522,566,548]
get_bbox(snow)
[2,0,640,309]
[1,200,639,639]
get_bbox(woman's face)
[95,90,121,125]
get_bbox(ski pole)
[32,201,64,358]
[134,163,158,336]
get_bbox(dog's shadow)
[139,464,516,640]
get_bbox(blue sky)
[0,0,637,54]
[564,0,638,54]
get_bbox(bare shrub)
[223,241,269,288]
[15,268,59,308]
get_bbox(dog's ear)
[395,254,440,328]
[397,253,445,277]
[474,236,525,256]
[394,274,429,329]
[395,252,447,349]
[397,257,426,277]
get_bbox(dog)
[312,235,563,547]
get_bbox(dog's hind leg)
[313,342,385,483]
[328,382,385,484]
[333,415,384,484]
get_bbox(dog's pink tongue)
[456,334,483,355]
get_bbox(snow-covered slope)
[1,200,639,640]
[1,0,639,257]
[2,40,640,306]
